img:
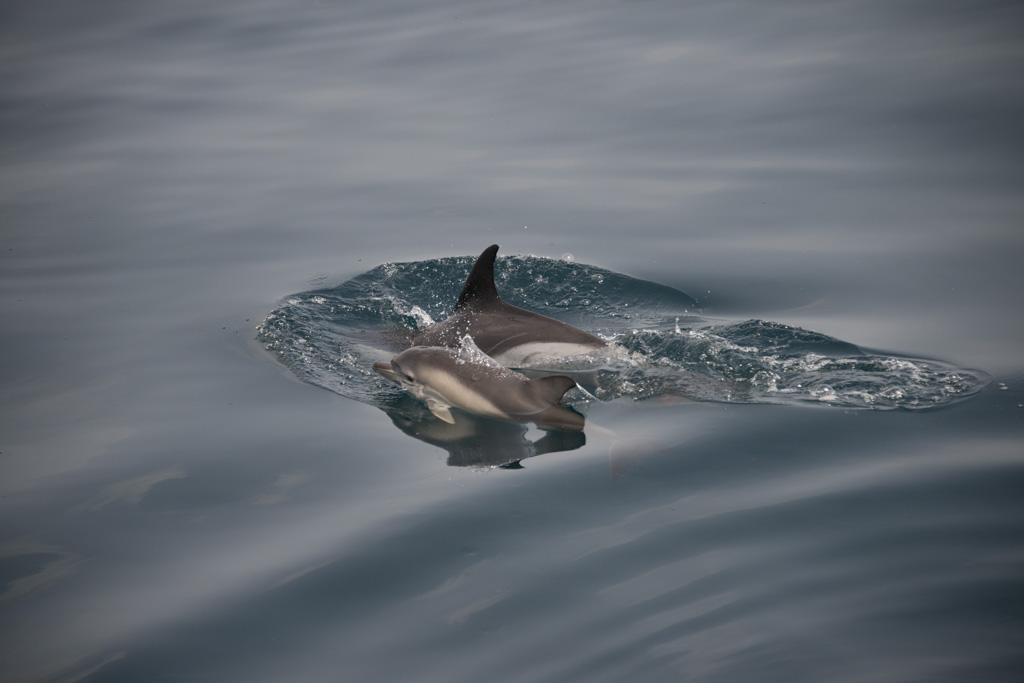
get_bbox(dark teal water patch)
[258,255,988,411]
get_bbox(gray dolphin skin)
[412,244,607,367]
[373,346,584,432]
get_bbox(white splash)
[455,334,506,370]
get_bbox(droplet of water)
[561,253,575,263]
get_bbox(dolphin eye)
[392,361,414,382]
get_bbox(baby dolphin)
[412,245,607,367]
[372,343,585,432]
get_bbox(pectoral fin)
[427,399,456,424]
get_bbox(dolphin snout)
[372,361,401,384]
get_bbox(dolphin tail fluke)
[454,244,501,311]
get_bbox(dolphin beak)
[372,361,401,384]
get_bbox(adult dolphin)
[412,245,607,367]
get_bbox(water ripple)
[259,253,987,412]
[258,254,988,413]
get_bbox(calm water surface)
[2,1,1023,681]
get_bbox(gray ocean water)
[2,1,1023,681]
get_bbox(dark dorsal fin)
[454,244,501,312]
[526,375,578,406]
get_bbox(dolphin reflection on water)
[379,393,587,468]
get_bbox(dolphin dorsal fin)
[526,375,578,406]
[454,244,502,312]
